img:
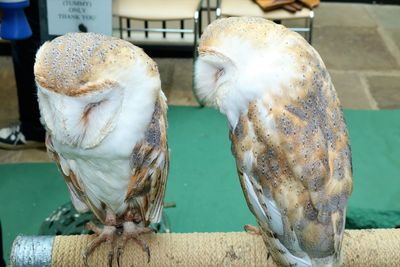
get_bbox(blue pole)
[0,0,32,40]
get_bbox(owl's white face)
[194,19,305,127]
[37,83,124,149]
[194,50,236,107]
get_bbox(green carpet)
[1,107,400,262]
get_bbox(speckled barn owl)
[34,32,168,264]
[195,17,352,267]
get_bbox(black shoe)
[0,125,45,150]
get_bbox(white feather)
[243,171,284,236]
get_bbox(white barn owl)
[34,33,168,264]
[195,17,352,267]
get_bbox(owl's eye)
[85,101,104,111]
[82,100,105,122]
[214,68,224,82]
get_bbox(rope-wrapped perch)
[10,229,400,267]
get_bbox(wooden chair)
[113,0,203,57]
[113,0,205,105]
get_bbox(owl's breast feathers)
[230,84,352,265]
[46,94,168,226]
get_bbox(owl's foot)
[116,221,154,266]
[83,223,117,267]
[244,224,262,235]
[83,211,117,267]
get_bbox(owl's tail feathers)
[310,256,341,267]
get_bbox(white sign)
[47,0,112,36]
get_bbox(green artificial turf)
[1,107,400,263]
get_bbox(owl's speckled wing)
[125,93,169,225]
[230,61,352,266]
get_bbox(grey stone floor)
[0,3,399,163]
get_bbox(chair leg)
[127,19,131,38]
[145,21,149,38]
[309,16,314,44]
[308,10,314,44]
[181,20,185,39]
[198,9,203,34]
[192,14,204,107]
[193,17,199,61]
[119,17,123,39]
[162,21,167,38]
[207,0,211,25]
[216,0,221,19]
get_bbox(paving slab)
[313,26,399,71]
[154,58,175,98]
[314,3,376,28]
[367,75,400,109]
[0,149,49,164]
[170,58,193,91]
[366,4,400,30]
[168,89,198,106]
[155,58,197,105]
[329,71,373,109]
[384,28,400,56]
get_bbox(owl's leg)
[116,211,153,266]
[83,209,117,267]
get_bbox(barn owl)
[34,32,169,265]
[195,17,352,267]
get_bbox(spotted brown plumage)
[195,17,352,267]
[126,97,169,226]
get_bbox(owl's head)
[194,17,306,124]
[35,32,160,149]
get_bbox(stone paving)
[313,3,400,110]
[0,3,399,163]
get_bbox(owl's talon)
[145,244,151,263]
[82,224,116,266]
[116,238,151,264]
[107,249,114,267]
[83,253,89,267]
[116,247,123,267]
[117,221,153,263]
[85,222,101,234]
[130,231,151,262]
[138,242,151,263]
